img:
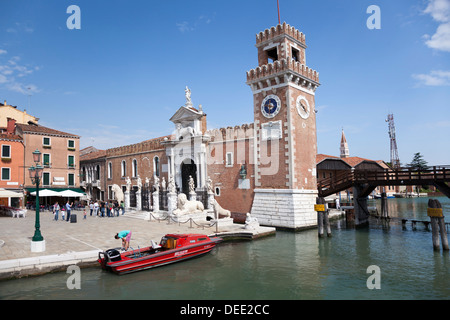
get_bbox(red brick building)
[83,22,321,229]
[0,119,24,207]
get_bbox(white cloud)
[412,70,450,86]
[425,22,450,51]
[0,52,40,94]
[0,49,7,55]
[423,0,450,51]
[424,0,450,22]
[176,21,194,33]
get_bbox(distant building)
[80,22,321,229]
[0,100,39,128]
[79,147,106,201]
[16,123,81,193]
[0,118,24,207]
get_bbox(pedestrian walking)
[53,202,60,221]
[120,200,125,215]
[89,201,94,216]
[66,201,72,222]
[94,200,99,217]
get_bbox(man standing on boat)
[115,230,132,251]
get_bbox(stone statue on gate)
[188,175,195,193]
[209,198,231,219]
[185,86,192,106]
[161,177,166,191]
[137,175,142,192]
[172,193,204,217]
[168,176,176,194]
[153,176,160,193]
[206,176,213,194]
[125,176,131,192]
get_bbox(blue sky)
[1,0,449,165]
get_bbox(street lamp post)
[29,149,45,252]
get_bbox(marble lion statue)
[172,193,204,216]
[210,198,231,219]
[111,184,124,204]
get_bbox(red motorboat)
[98,234,222,275]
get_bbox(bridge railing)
[317,165,450,196]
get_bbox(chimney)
[6,118,16,135]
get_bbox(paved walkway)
[0,210,213,261]
[0,209,275,279]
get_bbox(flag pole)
[277,0,281,24]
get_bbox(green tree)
[408,152,428,171]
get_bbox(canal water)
[1,197,449,300]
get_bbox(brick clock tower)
[246,22,320,229]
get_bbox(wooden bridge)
[317,166,450,225]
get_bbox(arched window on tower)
[132,159,138,177]
[121,160,127,177]
[153,156,160,177]
[108,162,112,179]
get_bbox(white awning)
[0,188,23,198]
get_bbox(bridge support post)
[428,199,449,251]
[316,197,331,238]
[353,184,370,227]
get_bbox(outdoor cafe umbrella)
[0,188,23,197]
[30,189,62,197]
[59,190,85,197]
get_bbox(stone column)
[167,192,177,215]
[152,191,159,213]
[124,191,130,210]
[136,190,142,211]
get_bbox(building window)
[43,137,51,148]
[68,140,75,150]
[121,160,127,177]
[43,153,51,167]
[215,187,220,196]
[132,159,138,177]
[43,172,50,186]
[291,47,300,62]
[108,162,112,179]
[225,152,233,167]
[153,156,160,177]
[68,155,75,168]
[267,47,278,62]
[1,145,11,159]
[68,173,74,186]
[1,168,10,180]
[96,165,100,180]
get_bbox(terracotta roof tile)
[16,123,80,138]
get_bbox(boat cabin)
[160,234,210,250]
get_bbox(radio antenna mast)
[277,0,281,24]
[386,114,400,169]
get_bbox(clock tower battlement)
[246,22,319,93]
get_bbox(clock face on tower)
[261,95,281,119]
[296,96,311,119]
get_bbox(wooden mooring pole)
[428,199,449,251]
[316,197,331,238]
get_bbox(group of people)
[51,201,75,221]
[88,200,125,218]
[51,200,125,221]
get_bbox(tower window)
[291,47,300,62]
[266,48,278,62]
